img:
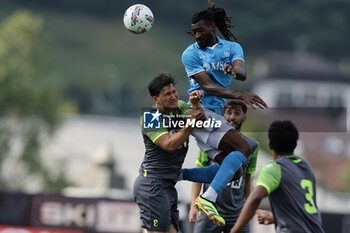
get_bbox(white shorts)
[191,106,235,160]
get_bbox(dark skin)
[230,143,293,233]
[191,20,268,110]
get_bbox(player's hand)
[256,209,274,225]
[188,203,200,223]
[240,92,268,110]
[222,64,236,77]
[189,90,204,105]
[222,65,246,80]
[191,109,206,122]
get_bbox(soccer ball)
[123,4,154,34]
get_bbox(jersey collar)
[195,36,223,49]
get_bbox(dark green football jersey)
[256,155,325,233]
[139,100,191,180]
[197,135,259,218]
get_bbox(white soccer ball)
[123,4,154,34]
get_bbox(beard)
[231,120,243,131]
[197,36,214,49]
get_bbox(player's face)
[191,20,216,49]
[223,105,246,131]
[156,84,178,112]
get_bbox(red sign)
[0,225,83,233]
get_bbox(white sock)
[202,186,218,202]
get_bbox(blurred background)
[0,0,349,232]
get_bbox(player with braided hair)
[181,3,268,226]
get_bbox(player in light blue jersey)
[182,6,266,114]
[183,29,245,115]
[181,4,267,226]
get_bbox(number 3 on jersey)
[300,179,317,214]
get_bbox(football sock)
[209,151,246,194]
[201,186,218,202]
[182,164,220,183]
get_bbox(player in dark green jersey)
[230,120,325,233]
[134,74,205,233]
[189,100,258,233]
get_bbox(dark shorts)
[133,175,179,232]
[193,213,250,233]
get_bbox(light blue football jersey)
[182,36,244,115]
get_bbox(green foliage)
[0,11,72,192]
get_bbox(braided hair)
[191,5,237,42]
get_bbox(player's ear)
[152,96,158,102]
[268,141,272,150]
[242,115,247,123]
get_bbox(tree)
[0,11,72,192]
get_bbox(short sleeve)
[182,47,205,77]
[140,115,168,143]
[196,150,210,167]
[256,161,281,194]
[178,100,192,115]
[247,146,259,174]
[230,42,244,62]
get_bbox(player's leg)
[169,224,177,233]
[194,130,251,226]
[207,128,251,196]
[193,212,223,233]
[217,128,251,157]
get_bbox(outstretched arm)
[230,186,268,233]
[222,59,247,81]
[191,71,268,110]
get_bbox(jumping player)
[181,5,267,225]
[189,100,259,233]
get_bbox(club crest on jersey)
[224,50,230,57]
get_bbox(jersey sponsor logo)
[203,61,230,72]
[143,110,161,129]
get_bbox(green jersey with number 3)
[256,155,325,233]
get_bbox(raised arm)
[191,71,268,110]
[153,126,193,153]
[154,91,205,153]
